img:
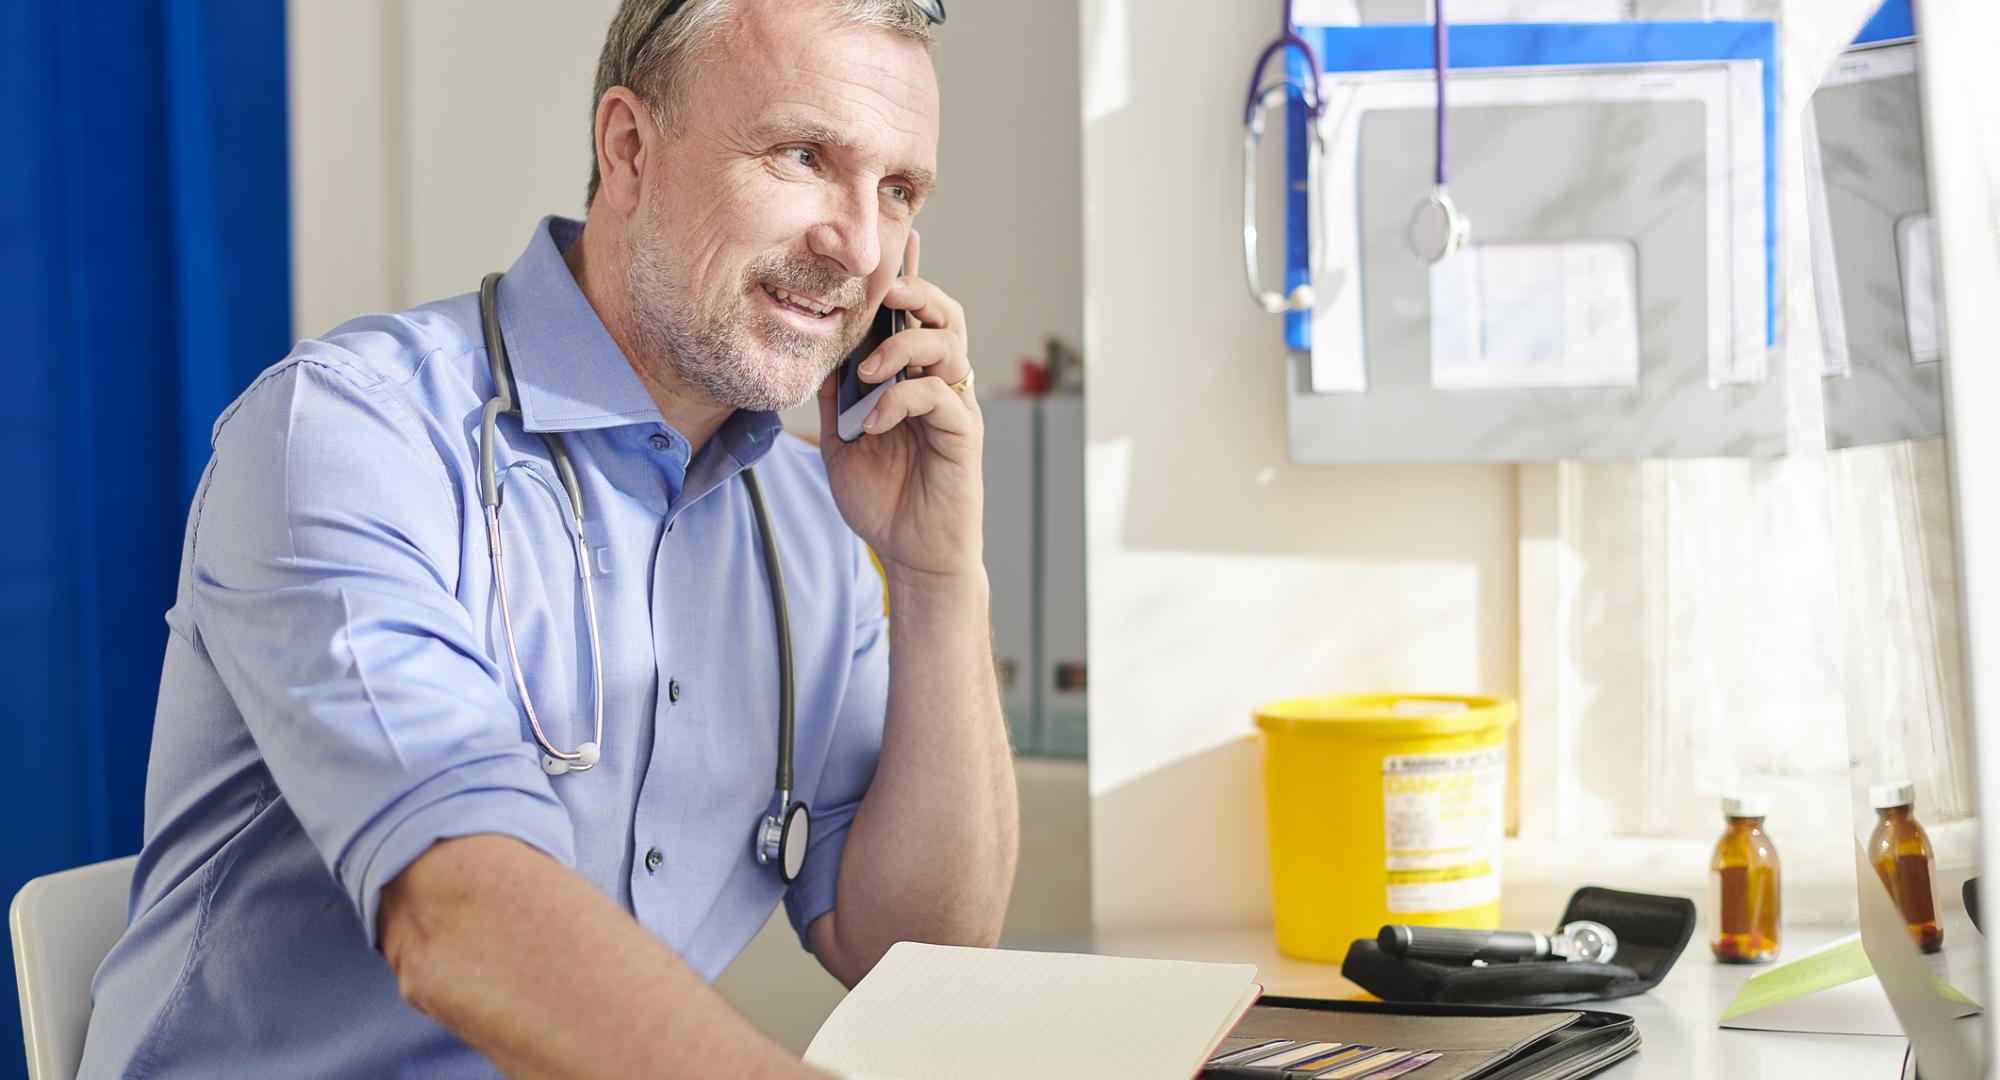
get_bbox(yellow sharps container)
[1254,694,1516,962]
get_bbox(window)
[1514,443,1969,896]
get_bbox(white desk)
[1001,925,1970,1078]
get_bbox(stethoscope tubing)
[1434,0,1449,188]
[742,468,795,801]
[479,273,605,773]
[475,270,803,880]
[1409,0,1468,264]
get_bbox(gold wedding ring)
[947,368,976,395]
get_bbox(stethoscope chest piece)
[1408,187,1470,265]
[757,799,811,884]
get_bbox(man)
[77,0,1017,1075]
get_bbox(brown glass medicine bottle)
[1711,794,1781,963]
[1868,780,1943,954]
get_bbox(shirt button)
[648,433,671,452]
[668,679,683,703]
[644,848,663,873]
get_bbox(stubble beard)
[624,217,869,413]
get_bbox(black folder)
[1201,996,1638,1080]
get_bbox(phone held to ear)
[836,280,909,442]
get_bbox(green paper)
[1934,975,1979,1008]
[1720,938,1875,1022]
[1720,936,1977,1023]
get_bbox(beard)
[624,216,871,413]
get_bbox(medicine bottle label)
[1381,746,1507,914]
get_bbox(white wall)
[290,0,628,329]
[288,0,408,335]
[1081,2,1520,932]
[289,0,1081,378]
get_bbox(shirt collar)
[491,216,783,467]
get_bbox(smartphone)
[835,276,909,442]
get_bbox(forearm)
[380,835,828,1080]
[822,567,1019,980]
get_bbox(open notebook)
[803,942,1262,1080]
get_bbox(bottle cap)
[1722,793,1769,819]
[1870,779,1916,810]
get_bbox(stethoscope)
[1407,0,1470,264]
[1243,0,1467,313]
[1242,0,1327,313]
[476,272,810,884]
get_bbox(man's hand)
[381,836,832,1080]
[805,231,1018,986]
[816,230,981,582]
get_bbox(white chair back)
[9,856,137,1080]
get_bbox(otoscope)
[1378,920,1620,966]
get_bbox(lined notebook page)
[803,943,1259,1080]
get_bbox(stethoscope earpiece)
[541,741,601,774]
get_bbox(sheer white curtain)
[1828,440,1972,819]
[1511,0,1970,911]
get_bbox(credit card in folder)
[1202,997,1639,1080]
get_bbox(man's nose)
[804,186,883,280]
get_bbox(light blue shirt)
[79,217,890,1078]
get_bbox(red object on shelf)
[1018,358,1050,397]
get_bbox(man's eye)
[883,184,912,203]
[782,147,819,169]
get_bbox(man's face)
[624,0,940,413]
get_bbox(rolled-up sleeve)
[783,536,890,949]
[186,355,575,945]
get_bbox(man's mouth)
[760,283,842,323]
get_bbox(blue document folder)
[1854,0,1914,45]
[1283,20,1779,355]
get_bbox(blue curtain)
[0,0,290,1073]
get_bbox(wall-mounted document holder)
[1281,21,1785,464]
[1297,0,1747,21]
[1806,2,1943,449]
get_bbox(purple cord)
[1241,0,1325,127]
[1434,0,1449,186]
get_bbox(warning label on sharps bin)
[1381,746,1507,914]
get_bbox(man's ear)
[593,86,653,216]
